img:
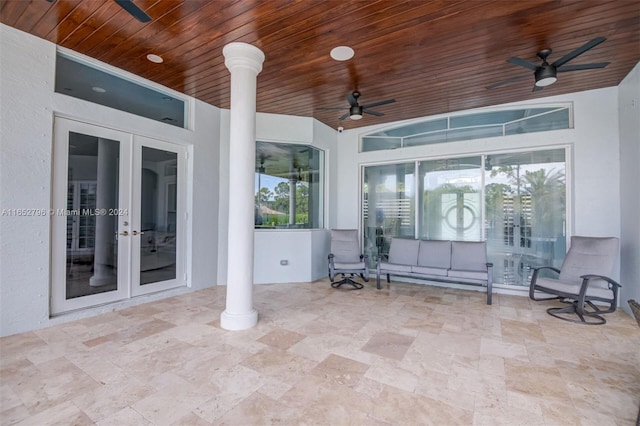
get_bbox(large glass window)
[361,148,567,286]
[254,141,324,229]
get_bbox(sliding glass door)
[361,148,567,287]
[51,118,187,314]
[418,157,482,241]
[362,163,414,267]
[484,149,566,286]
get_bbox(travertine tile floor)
[1,279,639,425]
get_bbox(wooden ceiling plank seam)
[0,0,30,27]
[154,0,389,88]
[143,0,317,84]
[68,0,178,53]
[88,0,201,64]
[171,1,636,95]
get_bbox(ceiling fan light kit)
[534,66,557,87]
[349,106,363,120]
[488,37,609,91]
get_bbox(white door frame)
[131,135,187,296]
[51,117,187,314]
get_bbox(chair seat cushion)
[534,277,613,300]
[379,262,412,273]
[334,261,366,270]
[448,269,488,281]
[411,266,448,276]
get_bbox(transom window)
[361,105,572,152]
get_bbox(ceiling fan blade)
[551,37,606,68]
[339,112,350,120]
[346,93,358,107]
[361,98,396,109]
[558,62,610,72]
[508,57,539,71]
[485,74,530,89]
[532,85,543,92]
[363,108,384,117]
[114,0,152,23]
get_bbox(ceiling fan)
[45,0,151,23]
[319,91,396,120]
[487,37,609,92]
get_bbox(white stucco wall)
[618,62,640,316]
[216,112,337,286]
[0,24,221,336]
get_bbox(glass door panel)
[418,157,482,241]
[131,137,186,296]
[51,119,131,314]
[362,163,415,267]
[484,149,566,286]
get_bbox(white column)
[289,177,297,226]
[90,138,118,287]
[221,42,265,331]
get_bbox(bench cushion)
[388,238,420,265]
[450,241,487,272]
[417,240,451,269]
[379,262,412,273]
[411,266,448,276]
[448,269,488,281]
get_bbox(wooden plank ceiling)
[2,0,639,130]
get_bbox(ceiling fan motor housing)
[350,105,363,120]
[534,64,558,87]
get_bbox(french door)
[51,117,187,314]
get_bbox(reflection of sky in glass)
[485,162,565,187]
[381,175,414,194]
[255,173,309,199]
[255,173,285,192]
[423,169,481,191]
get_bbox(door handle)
[118,231,129,236]
[132,230,145,236]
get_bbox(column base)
[220,308,258,330]
[89,274,115,287]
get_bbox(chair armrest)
[532,266,561,274]
[360,254,369,262]
[486,262,493,267]
[328,253,335,266]
[529,266,562,300]
[580,274,621,289]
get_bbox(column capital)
[223,42,265,74]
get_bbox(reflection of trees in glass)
[486,166,565,240]
[255,180,310,225]
[521,168,565,237]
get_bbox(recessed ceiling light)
[146,54,164,63]
[330,46,355,61]
[91,86,106,93]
